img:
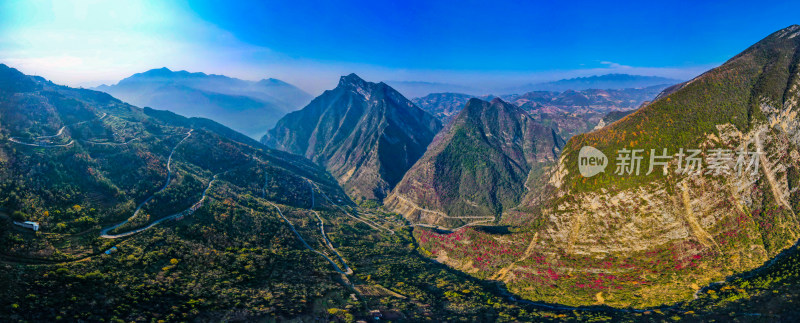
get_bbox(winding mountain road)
[307,181,354,274]
[83,137,141,146]
[268,200,353,275]
[8,138,75,148]
[306,179,395,234]
[7,115,224,241]
[100,171,220,239]
[313,209,353,274]
[391,193,495,230]
[264,174,353,274]
[8,113,107,148]
[7,114,769,316]
[100,130,194,238]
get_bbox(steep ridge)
[506,24,800,307]
[536,24,800,253]
[387,98,565,228]
[262,73,442,201]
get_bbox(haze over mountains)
[4,18,800,322]
[414,85,666,125]
[385,81,481,99]
[506,73,681,93]
[95,68,312,138]
[93,67,676,144]
[90,66,674,207]
[387,73,680,98]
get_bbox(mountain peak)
[336,73,386,99]
[465,97,511,109]
[141,67,173,76]
[388,94,563,226]
[94,68,313,137]
[457,97,526,123]
[489,97,506,104]
[338,73,367,87]
[461,98,488,114]
[131,67,210,80]
[465,97,484,105]
[258,78,289,86]
[776,24,800,39]
[264,74,441,200]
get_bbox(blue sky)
[1,0,799,94]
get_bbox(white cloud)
[599,61,632,69]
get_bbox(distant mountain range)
[411,93,496,123]
[411,85,665,143]
[262,74,442,200]
[94,68,312,138]
[384,81,481,99]
[505,73,681,94]
[387,74,680,98]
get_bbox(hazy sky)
[1,0,799,95]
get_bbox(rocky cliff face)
[387,98,564,228]
[262,74,442,200]
[537,24,800,253]
[504,24,800,306]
